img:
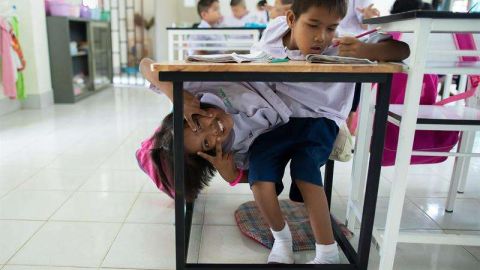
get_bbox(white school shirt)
[250,16,356,127]
[182,81,292,169]
[223,11,266,27]
[188,20,226,55]
[251,17,391,126]
[338,0,375,35]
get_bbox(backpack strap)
[434,33,479,106]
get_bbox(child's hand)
[140,58,212,132]
[357,4,380,20]
[335,37,371,59]
[183,92,213,132]
[197,139,238,183]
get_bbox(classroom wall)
[12,0,54,109]
[0,0,53,115]
[155,0,178,61]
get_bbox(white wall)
[155,0,178,61]
[12,0,53,108]
[0,0,53,113]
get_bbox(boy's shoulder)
[251,16,289,57]
[263,16,288,39]
[197,20,212,28]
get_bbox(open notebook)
[187,51,272,63]
[306,54,376,64]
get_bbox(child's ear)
[286,10,296,28]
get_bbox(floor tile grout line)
[98,187,144,268]
[406,196,449,231]
[193,195,208,264]
[2,220,49,266]
[462,247,480,263]
[3,166,98,266]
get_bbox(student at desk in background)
[224,0,267,26]
[256,0,269,24]
[189,0,225,55]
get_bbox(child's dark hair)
[231,0,246,7]
[291,0,347,19]
[281,0,295,4]
[257,0,267,8]
[197,0,219,17]
[390,0,433,14]
[150,106,217,202]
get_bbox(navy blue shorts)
[248,118,338,201]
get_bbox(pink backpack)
[381,33,479,166]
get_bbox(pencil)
[333,27,382,47]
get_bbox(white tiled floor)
[0,87,479,269]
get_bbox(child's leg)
[295,180,335,244]
[251,182,285,231]
[295,180,339,264]
[287,118,339,264]
[251,181,294,264]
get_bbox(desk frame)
[158,71,393,270]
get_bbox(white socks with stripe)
[268,222,339,264]
[268,222,294,264]
[307,242,340,264]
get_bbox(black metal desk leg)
[173,81,186,270]
[357,75,392,270]
[325,159,335,209]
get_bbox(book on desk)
[186,51,376,64]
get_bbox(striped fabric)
[234,200,315,251]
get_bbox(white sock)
[267,222,294,264]
[307,242,339,264]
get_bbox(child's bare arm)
[140,58,212,131]
[335,37,410,62]
[140,58,174,102]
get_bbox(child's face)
[285,6,341,56]
[184,107,234,155]
[202,1,223,25]
[231,5,248,19]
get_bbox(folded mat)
[235,200,315,251]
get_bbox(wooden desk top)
[152,61,406,74]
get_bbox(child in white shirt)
[189,0,225,55]
[224,0,267,26]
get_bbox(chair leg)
[446,131,475,212]
[457,131,476,193]
[442,74,453,100]
[447,152,465,212]
[347,83,374,231]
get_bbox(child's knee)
[295,179,324,191]
[251,181,276,192]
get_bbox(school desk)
[153,60,405,270]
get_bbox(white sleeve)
[355,0,376,22]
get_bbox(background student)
[189,0,225,55]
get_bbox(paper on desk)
[187,51,272,63]
[306,54,376,64]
